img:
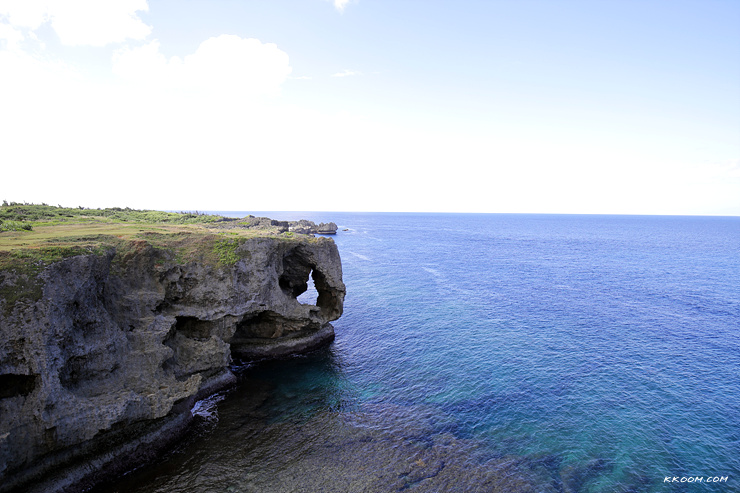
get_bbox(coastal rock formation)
[288,220,338,235]
[214,217,338,235]
[0,236,345,493]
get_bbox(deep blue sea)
[100,213,740,492]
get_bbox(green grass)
[0,202,224,225]
[0,205,295,252]
[0,204,325,311]
[213,237,243,266]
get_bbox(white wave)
[349,251,371,261]
[191,392,226,421]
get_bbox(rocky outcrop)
[315,222,338,235]
[288,220,338,235]
[214,217,338,235]
[0,236,345,493]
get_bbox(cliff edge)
[0,206,345,493]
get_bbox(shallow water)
[97,213,740,492]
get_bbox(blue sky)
[1,0,738,214]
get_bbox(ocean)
[97,213,740,492]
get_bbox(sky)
[1,0,739,215]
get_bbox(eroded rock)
[0,236,344,493]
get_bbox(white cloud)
[331,69,361,77]
[332,0,351,13]
[0,0,151,46]
[0,30,303,210]
[0,0,50,29]
[0,22,23,47]
[112,39,167,81]
[113,35,291,97]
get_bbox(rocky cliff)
[0,235,345,493]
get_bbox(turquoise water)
[100,213,740,492]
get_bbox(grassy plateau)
[0,203,316,309]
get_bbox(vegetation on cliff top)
[0,201,225,225]
[0,204,331,310]
[0,203,321,250]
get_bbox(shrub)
[0,220,33,232]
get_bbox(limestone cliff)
[0,235,345,493]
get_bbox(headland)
[0,204,345,493]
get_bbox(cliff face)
[0,236,345,493]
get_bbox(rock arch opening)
[278,246,339,316]
[297,270,319,306]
